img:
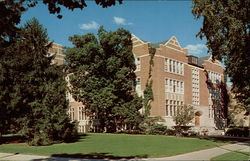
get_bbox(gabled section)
[164,36,182,49]
[207,55,221,66]
[131,34,147,47]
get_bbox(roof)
[151,40,168,48]
[199,56,210,61]
[198,56,210,66]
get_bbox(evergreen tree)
[65,27,142,132]
[0,18,77,145]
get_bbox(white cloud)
[113,16,133,25]
[184,44,208,56]
[79,21,99,30]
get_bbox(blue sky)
[21,1,209,58]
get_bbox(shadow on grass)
[30,153,148,161]
[0,133,88,145]
[198,136,250,144]
[0,135,25,144]
[51,153,148,160]
[62,133,88,144]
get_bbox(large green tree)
[65,27,142,132]
[0,0,123,136]
[0,18,77,145]
[192,0,250,113]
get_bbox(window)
[180,82,183,93]
[180,63,183,75]
[165,79,168,92]
[173,80,176,92]
[209,106,211,118]
[78,106,85,120]
[166,99,184,116]
[165,100,168,116]
[176,62,179,74]
[173,61,176,73]
[70,108,74,121]
[169,105,172,116]
[208,71,222,84]
[166,78,184,94]
[135,57,141,71]
[176,81,179,93]
[136,77,141,85]
[209,87,221,101]
[192,68,199,105]
[78,125,86,133]
[135,77,142,97]
[165,58,168,71]
[169,60,172,72]
[165,58,184,75]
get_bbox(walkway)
[147,141,250,161]
[0,141,249,161]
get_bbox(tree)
[0,18,78,145]
[192,0,250,113]
[173,105,195,134]
[65,27,142,132]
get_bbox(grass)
[0,133,226,159]
[211,151,250,161]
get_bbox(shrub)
[225,127,249,137]
[59,121,79,142]
[147,124,168,135]
[165,129,176,136]
[139,117,168,135]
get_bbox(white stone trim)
[165,45,186,53]
[164,36,182,48]
[131,34,148,45]
[134,54,150,58]
[154,54,165,58]
[186,64,204,70]
[133,43,147,48]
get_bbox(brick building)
[48,43,65,65]
[132,34,227,134]
[49,34,227,134]
[48,43,91,133]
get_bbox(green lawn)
[211,151,250,161]
[0,133,226,159]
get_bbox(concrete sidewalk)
[0,142,249,161]
[147,141,250,161]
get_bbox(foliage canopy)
[173,105,195,127]
[0,18,78,145]
[192,0,250,112]
[65,26,142,132]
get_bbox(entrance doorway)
[195,111,202,126]
[195,115,200,126]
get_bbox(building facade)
[50,35,227,134]
[132,35,227,134]
[49,43,91,133]
[48,43,65,65]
